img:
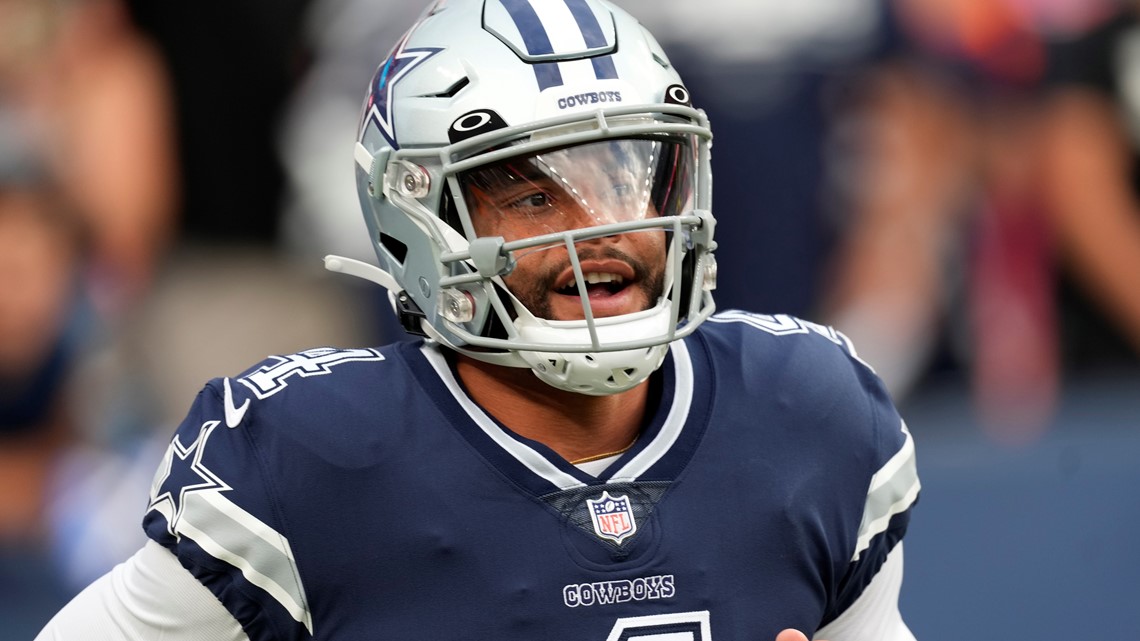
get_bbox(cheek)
[472,213,530,242]
[637,230,668,262]
[470,213,497,238]
[500,250,544,291]
[506,248,549,280]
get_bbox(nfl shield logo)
[586,491,637,544]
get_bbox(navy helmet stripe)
[564,0,606,48]
[499,0,555,55]
[591,55,618,80]
[563,0,618,80]
[534,62,564,90]
[499,0,565,89]
[497,0,618,88]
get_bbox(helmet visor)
[457,135,697,244]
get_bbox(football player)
[36,1,920,640]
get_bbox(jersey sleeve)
[700,311,922,631]
[142,377,312,641]
[823,329,921,629]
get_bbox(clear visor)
[457,135,696,247]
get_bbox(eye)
[506,190,552,211]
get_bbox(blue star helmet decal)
[361,28,443,150]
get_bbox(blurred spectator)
[0,1,178,636]
[0,0,179,315]
[0,130,157,638]
[1040,3,1140,372]
[2,2,382,634]
[0,133,83,543]
[820,0,1120,440]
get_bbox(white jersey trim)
[420,340,694,488]
[421,344,588,490]
[610,339,693,482]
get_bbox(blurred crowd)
[2,0,1139,636]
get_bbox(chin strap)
[323,255,400,291]
[324,255,429,337]
[323,254,526,362]
[323,254,670,393]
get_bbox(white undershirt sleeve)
[814,543,916,641]
[35,539,248,641]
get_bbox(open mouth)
[513,253,653,321]
[556,272,628,297]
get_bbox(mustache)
[536,245,651,292]
[513,244,666,320]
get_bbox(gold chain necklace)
[569,438,637,465]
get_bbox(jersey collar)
[409,338,707,495]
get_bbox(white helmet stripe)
[529,0,588,52]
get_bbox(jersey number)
[239,347,385,398]
[605,611,711,641]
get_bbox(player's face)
[462,140,669,321]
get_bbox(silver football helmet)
[327,0,717,395]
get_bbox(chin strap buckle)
[395,290,429,337]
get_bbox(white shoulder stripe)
[852,420,920,562]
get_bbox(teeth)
[584,272,624,285]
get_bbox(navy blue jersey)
[142,311,919,641]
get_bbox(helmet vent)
[606,367,639,386]
[422,76,470,99]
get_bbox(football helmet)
[327,0,717,395]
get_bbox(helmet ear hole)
[380,233,409,265]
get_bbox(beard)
[508,243,667,321]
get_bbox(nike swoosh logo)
[223,377,251,428]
